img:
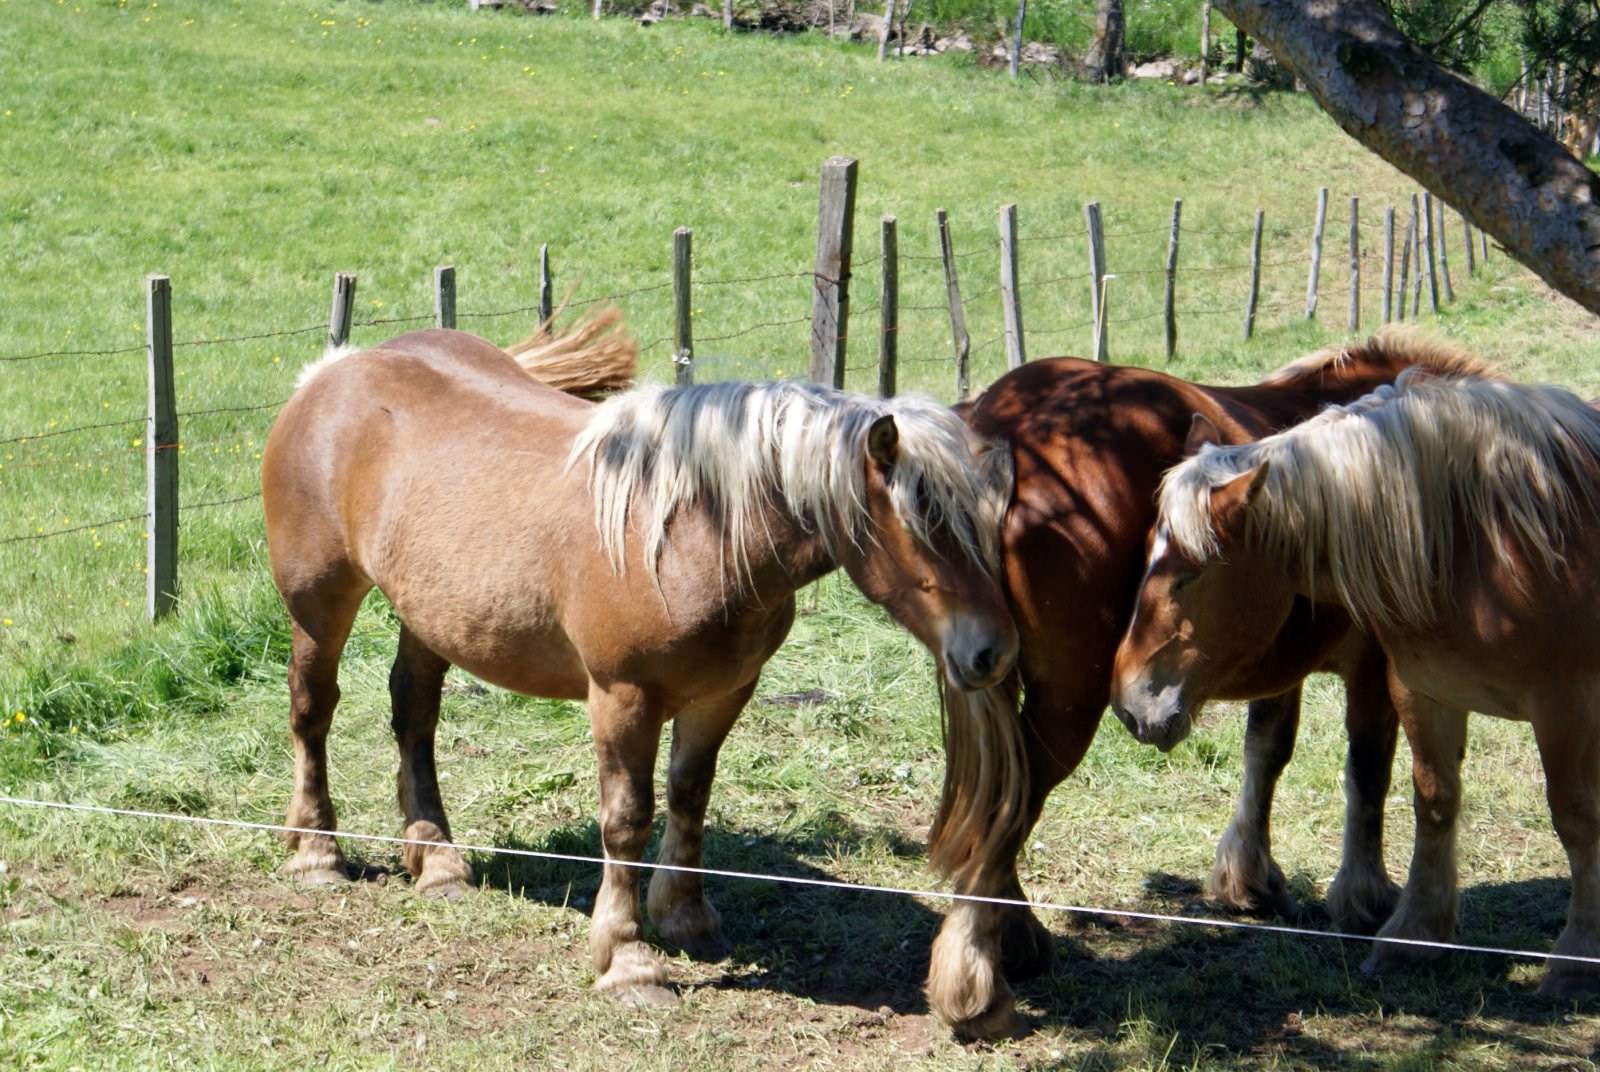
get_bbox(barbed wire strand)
[1,794,1596,969]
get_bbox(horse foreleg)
[1326,648,1401,934]
[1363,684,1465,976]
[645,684,752,963]
[588,681,673,1005]
[1532,699,1600,997]
[927,689,1094,1041]
[391,626,472,899]
[1211,687,1300,918]
[283,596,361,884]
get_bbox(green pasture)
[2,1,1599,1067]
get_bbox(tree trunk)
[1212,0,1600,315]
[1083,0,1125,83]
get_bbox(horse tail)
[505,305,637,398]
[928,669,1031,892]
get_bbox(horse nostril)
[969,646,997,680]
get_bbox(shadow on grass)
[1028,871,1590,1068]
[465,817,1593,1063]
[470,810,972,1015]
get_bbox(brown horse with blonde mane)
[925,329,1495,1037]
[1113,370,1600,994]
[262,319,1018,1006]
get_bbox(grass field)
[3,1,1600,1068]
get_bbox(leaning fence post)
[1348,196,1360,333]
[1305,186,1328,319]
[327,271,356,350]
[810,156,857,389]
[1420,192,1439,313]
[435,265,456,329]
[1084,200,1107,362]
[937,208,972,399]
[673,228,694,386]
[999,203,1025,369]
[1460,212,1475,276]
[1243,208,1264,340]
[1164,198,1182,361]
[1435,198,1454,302]
[1381,206,1395,324]
[538,244,554,327]
[1397,203,1414,323]
[147,273,179,623]
[879,215,898,397]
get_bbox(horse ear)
[1185,413,1222,456]
[867,414,899,469]
[1210,463,1269,528]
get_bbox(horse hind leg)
[1532,699,1600,997]
[588,681,674,1006]
[645,684,754,963]
[282,584,365,885]
[1210,688,1300,919]
[391,626,473,899]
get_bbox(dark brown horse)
[262,323,1018,1006]
[926,329,1495,1036]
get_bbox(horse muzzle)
[1111,674,1194,753]
[941,617,1020,692]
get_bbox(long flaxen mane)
[568,380,1011,586]
[1160,371,1600,630]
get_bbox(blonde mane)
[569,381,1011,586]
[1261,325,1502,388]
[1160,372,1600,629]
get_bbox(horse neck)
[726,499,843,605]
[1225,350,1419,429]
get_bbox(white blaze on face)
[1142,525,1171,581]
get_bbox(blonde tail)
[927,670,1030,892]
[505,305,637,398]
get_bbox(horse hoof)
[951,1001,1028,1042]
[671,931,730,964]
[613,984,680,1009]
[292,866,349,886]
[1539,970,1600,1000]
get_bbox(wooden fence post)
[592,0,603,17]
[1008,0,1026,78]
[673,228,694,386]
[435,265,456,329]
[1305,186,1328,319]
[723,0,733,29]
[1420,192,1439,313]
[1084,200,1107,362]
[999,203,1025,369]
[1435,198,1454,302]
[1381,206,1395,324]
[878,0,894,60]
[1348,196,1360,333]
[327,271,356,350]
[1460,212,1475,276]
[1480,227,1489,264]
[1411,194,1425,316]
[538,244,553,327]
[1397,202,1414,322]
[1164,198,1182,361]
[146,273,179,623]
[810,156,857,389]
[879,215,898,397]
[937,208,972,399]
[1198,0,1210,85]
[1243,208,1264,340]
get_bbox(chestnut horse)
[262,325,1019,1005]
[1112,371,1600,994]
[926,330,1495,1036]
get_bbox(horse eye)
[1170,570,1200,593]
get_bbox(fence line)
[3,793,1597,970]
